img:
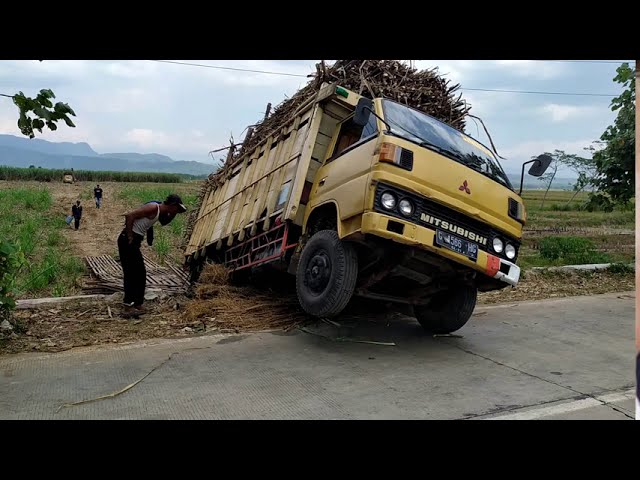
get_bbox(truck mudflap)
[485,254,520,287]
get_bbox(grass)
[514,190,635,269]
[538,236,609,264]
[607,262,634,274]
[0,188,85,298]
[0,166,194,183]
[521,190,635,230]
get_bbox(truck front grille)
[373,182,520,260]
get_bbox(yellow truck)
[185,83,550,333]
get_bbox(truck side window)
[361,113,378,139]
[330,113,378,161]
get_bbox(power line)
[461,87,617,97]
[150,60,621,97]
[151,59,308,77]
[544,60,635,65]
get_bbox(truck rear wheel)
[296,230,358,318]
[413,285,477,334]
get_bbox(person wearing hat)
[118,194,187,317]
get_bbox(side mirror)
[353,97,373,127]
[528,154,552,177]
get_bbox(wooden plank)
[263,118,301,231]
[284,105,324,223]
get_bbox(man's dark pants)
[117,230,146,306]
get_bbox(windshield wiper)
[418,140,461,162]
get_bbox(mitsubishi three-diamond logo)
[459,180,471,194]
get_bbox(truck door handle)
[318,177,327,186]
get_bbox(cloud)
[124,128,221,159]
[492,60,567,79]
[501,139,595,163]
[80,87,159,114]
[157,60,313,89]
[0,60,619,167]
[461,90,517,118]
[537,103,600,122]
[414,60,567,82]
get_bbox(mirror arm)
[519,159,537,196]
[365,106,392,132]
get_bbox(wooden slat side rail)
[84,255,189,295]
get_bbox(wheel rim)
[304,249,331,294]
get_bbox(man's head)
[159,194,187,225]
[96,184,100,188]
[76,200,81,206]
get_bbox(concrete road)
[0,291,635,420]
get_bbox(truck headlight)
[505,243,516,260]
[398,199,414,216]
[381,192,397,210]
[492,237,504,253]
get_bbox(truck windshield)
[381,99,513,190]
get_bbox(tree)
[0,89,76,139]
[562,149,598,206]
[535,150,561,209]
[590,62,635,204]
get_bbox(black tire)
[296,229,358,318]
[413,285,477,334]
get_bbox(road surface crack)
[439,339,635,420]
[55,346,212,413]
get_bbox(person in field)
[118,194,187,317]
[94,184,103,208]
[71,200,83,230]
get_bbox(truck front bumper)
[360,212,520,287]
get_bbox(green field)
[0,182,634,300]
[521,190,635,229]
[518,190,634,268]
[0,188,85,298]
[0,166,199,183]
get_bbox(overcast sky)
[0,60,630,175]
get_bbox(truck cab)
[295,88,550,332]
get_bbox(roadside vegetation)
[0,188,85,300]
[518,190,634,269]
[0,166,191,183]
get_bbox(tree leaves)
[4,89,76,139]
[591,63,635,204]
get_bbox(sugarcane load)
[184,60,551,334]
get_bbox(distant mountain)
[0,134,97,157]
[0,134,214,176]
[99,152,175,163]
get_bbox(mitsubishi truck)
[185,83,550,333]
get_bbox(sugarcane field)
[0,60,636,420]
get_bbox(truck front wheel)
[413,285,477,334]
[296,230,358,318]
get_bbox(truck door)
[311,113,379,221]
